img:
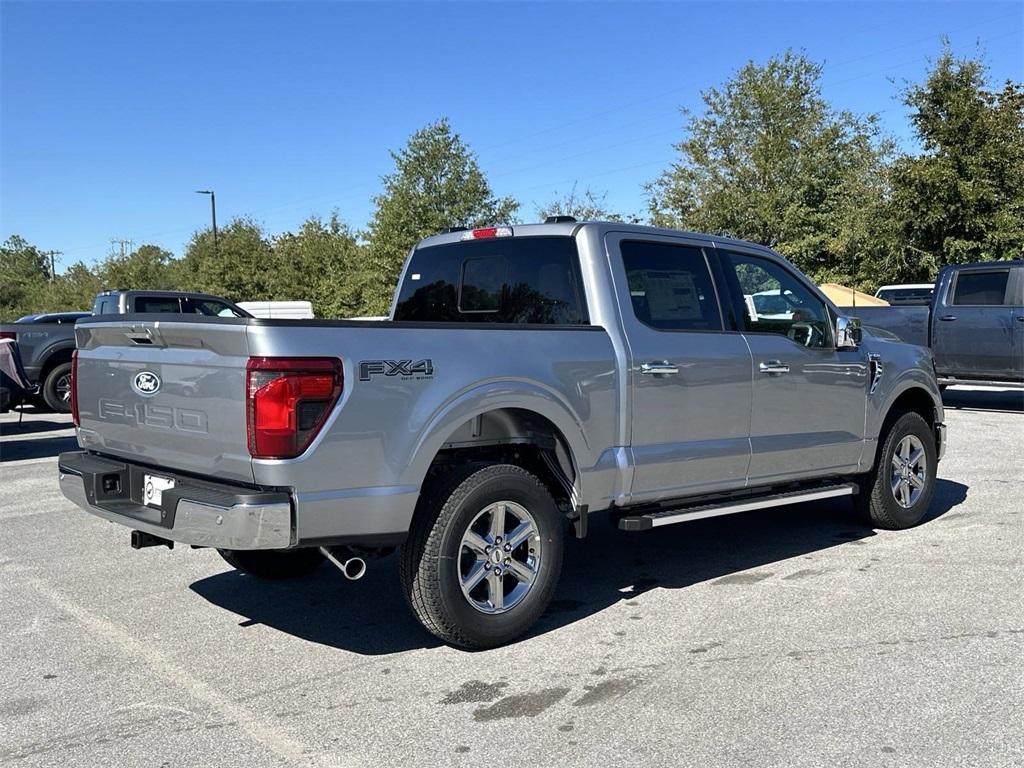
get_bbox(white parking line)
[27,578,361,768]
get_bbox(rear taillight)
[71,350,80,426]
[246,357,342,459]
[0,331,16,341]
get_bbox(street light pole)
[195,190,218,255]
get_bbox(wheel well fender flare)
[39,343,76,379]
[408,381,591,494]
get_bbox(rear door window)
[952,270,1011,306]
[394,236,588,324]
[620,241,723,331]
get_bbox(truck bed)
[851,305,931,347]
[72,315,618,542]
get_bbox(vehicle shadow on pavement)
[942,387,1023,413]
[0,417,71,435]
[190,557,444,654]
[189,479,967,655]
[0,435,79,462]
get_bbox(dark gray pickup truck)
[850,261,1024,387]
[0,290,248,411]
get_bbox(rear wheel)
[400,464,564,649]
[855,411,937,529]
[217,547,325,579]
[42,362,73,413]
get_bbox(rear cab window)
[393,236,588,324]
[135,297,183,313]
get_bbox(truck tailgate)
[74,318,254,484]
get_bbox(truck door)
[717,248,868,484]
[605,234,752,502]
[932,265,1016,380]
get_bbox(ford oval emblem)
[133,370,161,395]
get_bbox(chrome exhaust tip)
[320,547,367,581]
[341,556,366,581]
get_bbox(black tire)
[42,362,73,413]
[400,463,564,650]
[217,547,325,579]
[855,411,937,530]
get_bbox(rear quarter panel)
[246,321,618,542]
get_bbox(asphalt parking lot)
[1,387,1022,768]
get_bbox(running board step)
[616,482,858,532]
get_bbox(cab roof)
[415,221,776,255]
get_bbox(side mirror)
[836,316,862,350]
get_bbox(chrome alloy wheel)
[458,501,541,614]
[891,434,927,509]
[55,372,72,403]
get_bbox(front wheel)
[217,547,325,579]
[855,411,937,529]
[400,464,564,650]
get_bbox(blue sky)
[2,1,1021,269]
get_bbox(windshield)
[752,293,793,316]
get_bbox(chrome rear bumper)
[59,451,293,550]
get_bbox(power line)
[42,19,1020,258]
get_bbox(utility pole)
[195,190,218,256]
[111,238,133,258]
[43,250,62,282]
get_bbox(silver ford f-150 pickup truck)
[59,221,946,648]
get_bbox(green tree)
[180,218,274,302]
[270,213,368,318]
[97,244,180,291]
[648,51,892,286]
[52,262,104,312]
[0,235,51,320]
[889,45,1024,274]
[535,183,638,223]
[364,118,518,315]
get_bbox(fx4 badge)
[359,359,434,381]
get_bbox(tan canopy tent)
[819,283,889,307]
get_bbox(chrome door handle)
[759,360,790,375]
[640,362,679,375]
[939,315,957,321]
